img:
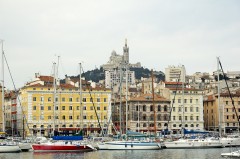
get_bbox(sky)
[0,0,240,89]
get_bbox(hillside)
[71,67,165,82]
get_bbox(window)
[196,116,199,121]
[33,97,36,101]
[233,115,235,119]
[40,97,44,101]
[33,106,36,110]
[83,106,86,110]
[172,107,175,112]
[158,105,161,111]
[190,107,193,112]
[77,106,79,110]
[185,107,187,112]
[104,106,107,110]
[173,116,175,120]
[136,106,139,111]
[178,99,181,103]
[97,107,100,110]
[83,116,86,119]
[157,115,161,120]
[173,124,176,127]
[184,99,187,103]
[69,106,73,110]
[179,116,182,120]
[55,106,58,110]
[48,97,51,102]
[238,101,240,105]
[77,115,79,119]
[48,106,51,110]
[69,98,73,102]
[185,116,188,121]
[69,116,73,120]
[191,124,194,127]
[178,107,181,112]
[90,106,93,110]
[83,98,86,102]
[104,98,107,102]
[196,107,199,112]
[143,105,146,111]
[190,99,192,103]
[62,115,65,120]
[164,105,167,112]
[97,98,100,102]
[90,98,93,102]
[48,116,51,119]
[227,115,229,119]
[190,116,193,120]
[62,97,65,102]
[226,101,228,105]
[62,106,65,110]
[41,105,44,110]
[150,105,153,111]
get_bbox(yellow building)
[204,91,240,134]
[18,75,112,137]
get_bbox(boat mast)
[217,57,222,137]
[125,65,128,134]
[52,62,57,136]
[181,71,185,137]
[151,69,157,138]
[119,63,123,136]
[79,63,83,133]
[1,40,5,133]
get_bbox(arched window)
[164,105,168,112]
[150,105,153,111]
[173,124,176,127]
[190,124,194,127]
[69,124,73,127]
[62,124,66,128]
[185,124,188,127]
[143,123,147,127]
[164,123,168,127]
[157,114,161,121]
[158,123,161,127]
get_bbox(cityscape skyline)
[0,0,240,89]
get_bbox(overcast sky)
[0,0,240,89]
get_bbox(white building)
[105,69,136,89]
[165,65,186,82]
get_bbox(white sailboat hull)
[221,150,240,157]
[220,137,240,147]
[164,138,223,149]
[0,145,21,153]
[98,141,161,150]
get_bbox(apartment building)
[165,65,186,82]
[204,90,240,134]
[157,81,204,134]
[112,93,170,135]
[17,74,112,137]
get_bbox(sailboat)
[32,62,95,152]
[0,40,21,153]
[98,68,161,150]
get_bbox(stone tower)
[123,39,129,64]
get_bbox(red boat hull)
[32,144,93,152]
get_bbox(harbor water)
[0,147,238,159]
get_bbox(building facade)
[112,94,171,135]
[17,75,112,137]
[204,91,240,134]
[157,82,204,134]
[165,65,186,82]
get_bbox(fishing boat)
[32,136,95,152]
